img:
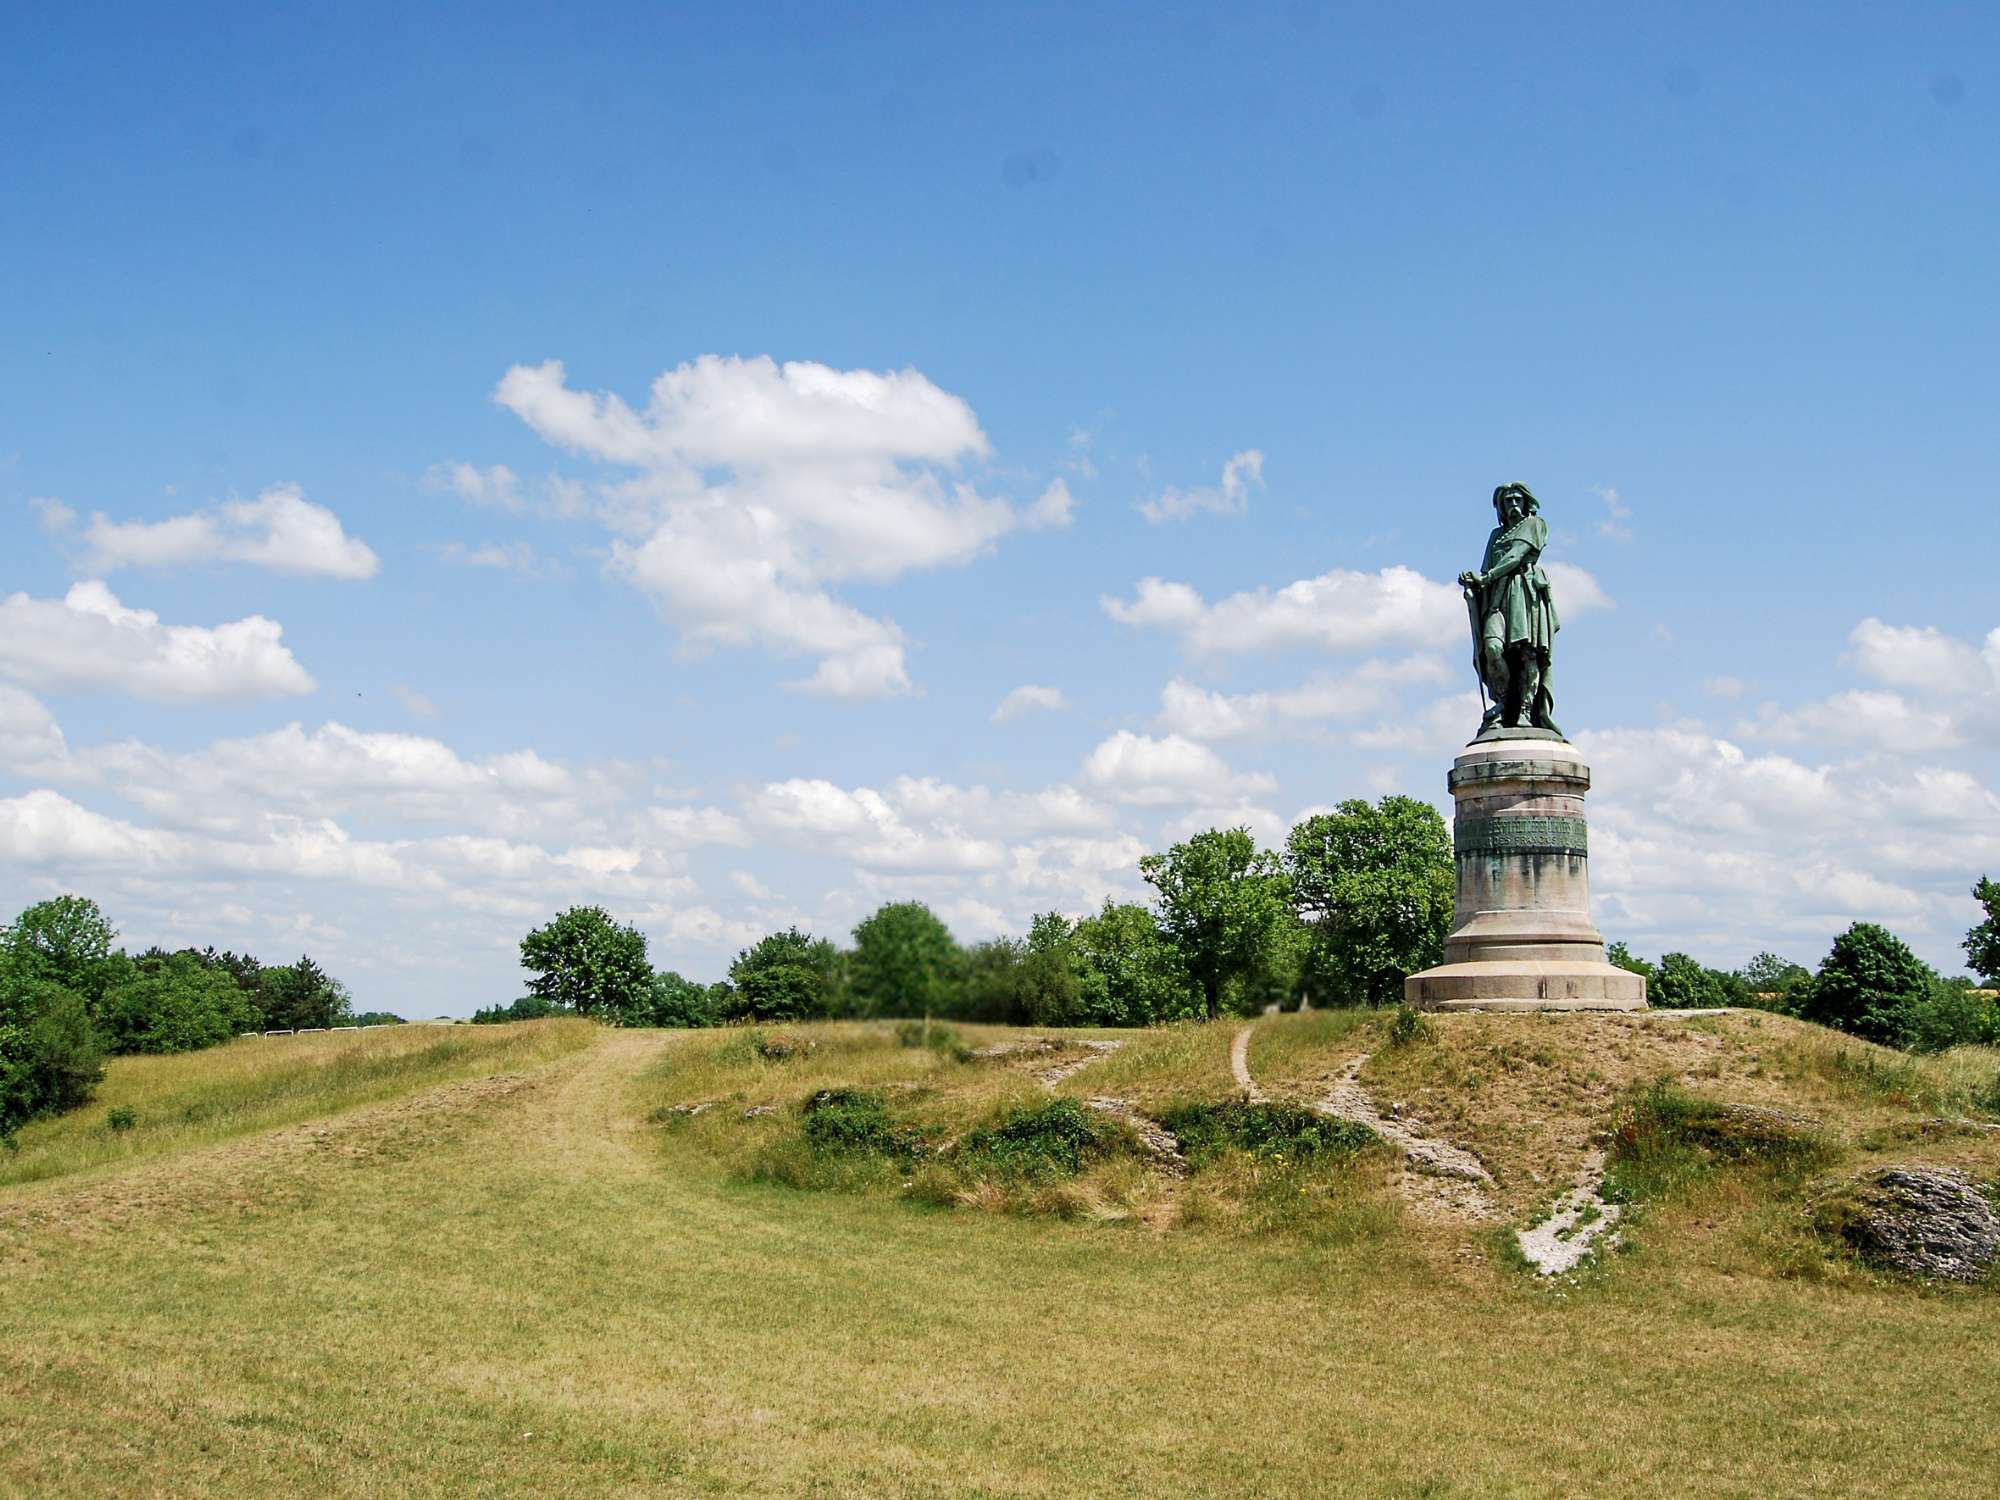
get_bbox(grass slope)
[1,1014,1996,1497]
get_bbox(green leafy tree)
[1019,912,1088,1027]
[101,954,261,1054]
[1141,827,1292,1020]
[1651,952,1731,1010]
[1896,978,2000,1054]
[1248,914,1317,1013]
[0,956,106,1134]
[956,938,1032,1025]
[726,928,833,1022]
[1,895,120,1011]
[1736,952,1811,1011]
[645,970,718,1028]
[519,906,653,1022]
[1284,798,1453,1006]
[471,994,564,1025]
[1798,922,1934,1045]
[1605,941,1653,977]
[259,955,353,1031]
[1069,900,1203,1026]
[1965,876,2000,984]
[850,903,959,1018]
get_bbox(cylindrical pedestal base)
[1405,960,1648,1012]
[1405,734,1646,1013]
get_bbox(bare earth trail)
[518,1024,675,1178]
[1232,1023,1496,1221]
[1231,1021,1626,1264]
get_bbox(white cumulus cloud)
[1078,730,1276,807]
[1579,726,2000,967]
[1106,560,1611,658]
[1737,618,2000,753]
[0,582,316,702]
[479,354,1070,700]
[77,484,379,579]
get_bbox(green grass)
[1,1016,1997,1497]
[1604,1078,1835,1205]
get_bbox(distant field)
[1,1013,1996,1497]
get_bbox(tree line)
[487,797,1460,1027]
[496,813,2000,1065]
[1608,876,2000,1052]
[0,894,380,1140]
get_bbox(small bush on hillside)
[1162,1099,1374,1165]
[106,1106,136,1132]
[1606,1079,1832,1203]
[958,1098,1107,1177]
[754,1030,813,1061]
[895,1019,972,1062]
[800,1088,929,1159]
[1386,1003,1436,1048]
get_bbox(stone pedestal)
[1404,732,1646,1013]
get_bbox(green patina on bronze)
[1454,814,1589,858]
[1458,482,1563,740]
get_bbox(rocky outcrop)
[1814,1166,1998,1283]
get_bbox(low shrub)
[1161,1099,1374,1165]
[755,1030,813,1061]
[957,1098,1107,1178]
[1386,1004,1436,1048]
[1605,1078,1832,1203]
[894,1019,972,1063]
[800,1088,929,1159]
[106,1106,137,1132]
[718,1027,817,1064]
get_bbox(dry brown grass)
[1242,1009,2000,1222]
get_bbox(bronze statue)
[1458,482,1561,737]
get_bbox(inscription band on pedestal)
[1454,813,1589,858]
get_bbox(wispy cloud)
[1136,449,1263,524]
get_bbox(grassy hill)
[2,1011,1996,1497]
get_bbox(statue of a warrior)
[1457,482,1561,737]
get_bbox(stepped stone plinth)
[1405,730,1646,1013]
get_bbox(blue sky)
[2,3,1995,1013]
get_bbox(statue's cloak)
[1477,513,1558,656]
